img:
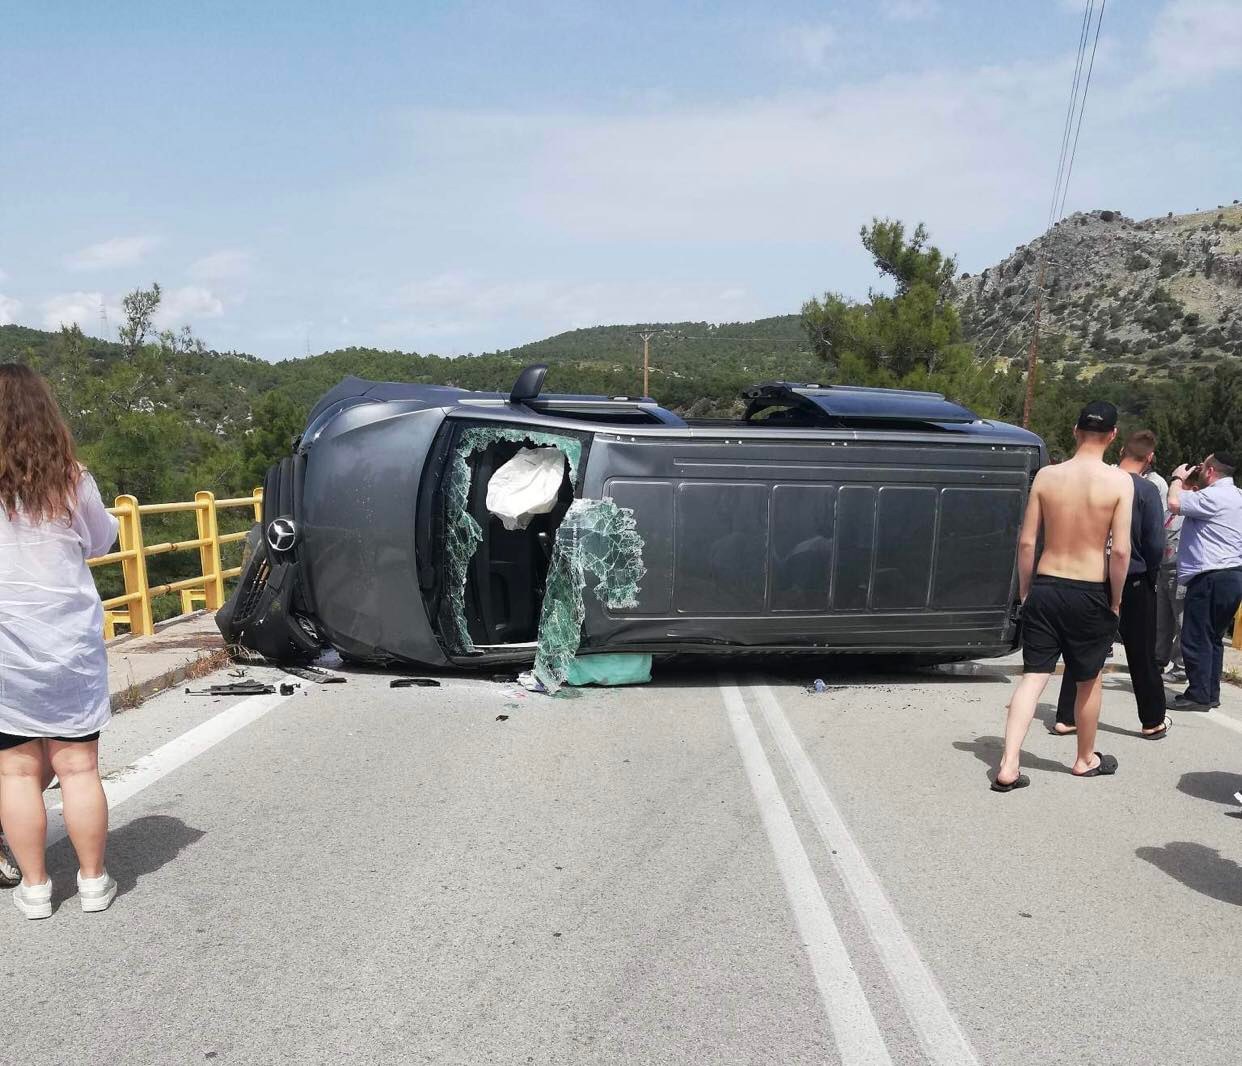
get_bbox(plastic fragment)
[532,499,645,694]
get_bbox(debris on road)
[281,664,346,685]
[391,678,442,688]
[186,680,276,697]
[564,653,652,688]
[517,672,547,694]
[496,714,510,721]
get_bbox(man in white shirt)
[1167,452,1242,710]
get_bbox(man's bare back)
[1029,456,1133,584]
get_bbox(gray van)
[218,368,1045,672]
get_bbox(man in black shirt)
[1052,429,1169,737]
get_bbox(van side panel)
[580,433,1039,657]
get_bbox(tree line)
[2,219,1237,616]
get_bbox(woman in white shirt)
[0,364,120,919]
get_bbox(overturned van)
[217,367,1046,685]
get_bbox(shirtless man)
[993,400,1133,791]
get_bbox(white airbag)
[485,447,567,531]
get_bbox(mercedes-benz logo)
[266,517,299,553]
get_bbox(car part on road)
[280,665,346,685]
[390,677,441,688]
[186,680,277,696]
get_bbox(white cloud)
[0,294,20,326]
[776,22,836,69]
[881,0,939,21]
[393,271,758,338]
[392,62,1069,253]
[66,235,160,271]
[1148,0,1242,86]
[188,249,253,281]
[41,291,121,332]
[156,285,224,326]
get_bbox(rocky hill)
[953,203,1242,377]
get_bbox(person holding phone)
[1167,453,1242,711]
[0,364,120,919]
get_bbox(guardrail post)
[253,487,264,523]
[116,494,154,636]
[195,490,225,610]
[1234,603,1242,651]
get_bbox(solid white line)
[1205,708,1242,737]
[720,679,892,1066]
[751,682,980,1066]
[47,691,292,845]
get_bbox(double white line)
[721,679,978,1066]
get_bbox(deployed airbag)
[485,447,566,531]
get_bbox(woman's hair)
[0,363,79,521]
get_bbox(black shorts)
[1021,575,1116,682]
[0,731,100,752]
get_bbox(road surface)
[6,656,1242,1064]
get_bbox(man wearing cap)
[1050,429,1168,738]
[1167,452,1242,710]
[994,401,1131,791]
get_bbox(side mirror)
[510,364,548,404]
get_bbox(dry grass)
[111,647,232,712]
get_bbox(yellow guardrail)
[88,488,264,639]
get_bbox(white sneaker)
[77,870,117,913]
[13,879,52,920]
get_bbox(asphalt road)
[5,654,1242,1065]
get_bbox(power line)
[1024,0,1108,426]
[1056,0,1107,222]
[1047,1,1093,228]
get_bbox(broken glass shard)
[532,499,646,694]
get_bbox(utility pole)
[627,328,666,398]
[1022,258,1048,429]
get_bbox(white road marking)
[1205,708,1242,737]
[47,691,292,845]
[720,679,893,1066]
[752,682,980,1066]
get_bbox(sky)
[1,0,1240,360]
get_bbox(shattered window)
[443,427,583,653]
[532,499,646,694]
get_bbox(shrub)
[1100,210,1117,222]
[1127,252,1151,271]
[1159,251,1182,278]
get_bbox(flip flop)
[1073,752,1118,778]
[1047,723,1077,736]
[1141,717,1172,740]
[991,773,1031,793]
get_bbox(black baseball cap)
[1076,400,1118,432]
